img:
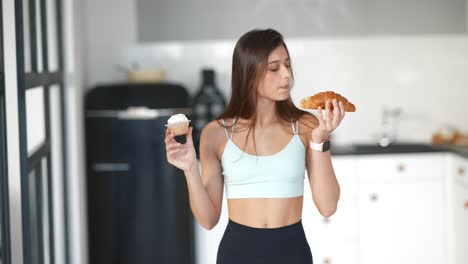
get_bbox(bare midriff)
[227,196,303,228]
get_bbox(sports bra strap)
[291,119,299,135]
[230,119,236,140]
[221,118,237,140]
[220,119,229,139]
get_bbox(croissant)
[300,91,356,112]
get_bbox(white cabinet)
[357,153,445,183]
[358,181,445,264]
[452,184,468,263]
[357,154,446,264]
[447,155,468,264]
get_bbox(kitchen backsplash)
[121,34,468,145]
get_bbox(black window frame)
[0,0,12,263]
[12,0,69,263]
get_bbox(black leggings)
[217,219,313,264]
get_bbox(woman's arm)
[165,121,224,230]
[185,122,224,230]
[302,99,345,218]
[306,142,340,218]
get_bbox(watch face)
[323,141,331,151]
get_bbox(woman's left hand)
[311,99,346,143]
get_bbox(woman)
[165,28,345,264]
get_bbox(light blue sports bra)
[220,118,306,199]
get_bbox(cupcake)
[166,113,190,135]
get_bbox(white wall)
[136,0,467,41]
[122,35,468,145]
[82,0,137,89]
[67,0,88,263]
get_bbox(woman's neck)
[255,97,278,128]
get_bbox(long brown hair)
[216,28,313,156]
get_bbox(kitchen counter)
[331,143,468,159]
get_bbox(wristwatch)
[310,140,331,152]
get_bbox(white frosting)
[167,113,189,124]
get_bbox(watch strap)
[310,140,331,152]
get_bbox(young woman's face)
[257,45,292,101]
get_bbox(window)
[1,0,69,263]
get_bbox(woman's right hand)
[165,127,198,173]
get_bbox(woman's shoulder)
[200,119,233,143]
[200,119,231,159]
[201,120,225,138]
